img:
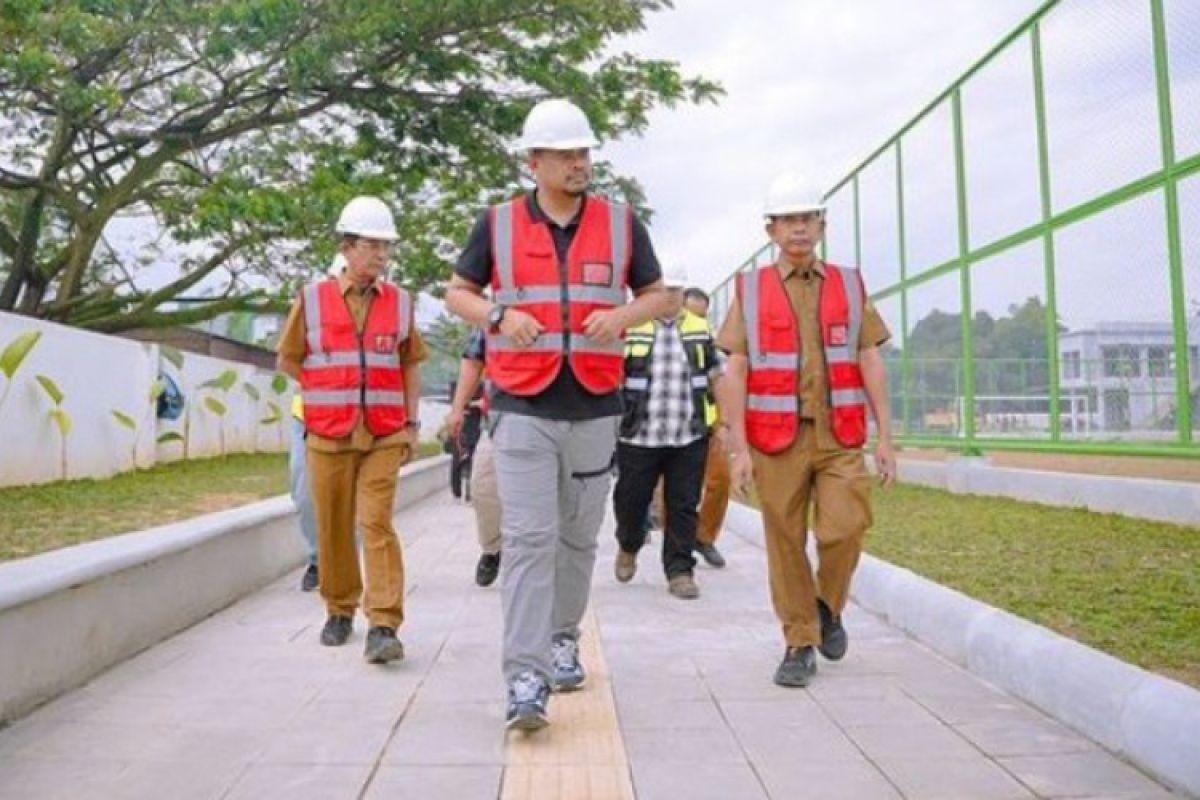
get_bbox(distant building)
[1058,321,1200,435]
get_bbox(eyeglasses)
[353,239,395,254]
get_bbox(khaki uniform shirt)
[716,260,890,451]
[277,272,428,453]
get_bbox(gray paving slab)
[365,765,503,799]
[999,752,1177,798]
[0,490,1186,800]
[630,760,769,800]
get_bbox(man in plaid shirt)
[612,267,722,599]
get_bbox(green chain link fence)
[711,0,1200,458]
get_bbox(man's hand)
[582,307,626,344]
[446,408,465,442]
[498,309,544,347]
[874,438,897,488]
[730,448,755,500]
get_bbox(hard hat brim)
[514,135,600,152]
[763,203,827,219]
[335,225,400,241]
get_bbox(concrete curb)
[723,501,1200,797]
[899,455,1200,527]
[0,454,449,724]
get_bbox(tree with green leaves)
[0,1,721,332]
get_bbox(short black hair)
[683,287,709,305]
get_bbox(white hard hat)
[763,171,826,218]
[335,196,399,241]
[516,98,600,151]
[662,263,689,289]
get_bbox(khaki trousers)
[307,444,407,629]
[751,423,872,648]
[471,433,502,555]
[697,433,731,545]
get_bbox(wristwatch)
[404,420,421,431]
[486,303,508,333]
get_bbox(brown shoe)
[667,574,699,599]
[615,550,637,583]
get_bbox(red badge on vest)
[582,261,613,286]
[828,324,848,346]
[373,334,397,353]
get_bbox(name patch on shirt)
[582,261,614,286]
[828,324,849,346]
[373,334,398,353]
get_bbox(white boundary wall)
[0,312,293,487]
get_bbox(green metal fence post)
[896,141,912,436]
[1031,22,1063,442]
[1150,0,1193,444]
[952,89,979,453]
[853,173,862,268]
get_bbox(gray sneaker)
[506,670,550,731]
[551,634,586,692]
[774,645,817,688]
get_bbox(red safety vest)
[299,279,412,438]
[737,262,868,453]
[485,195,632,396]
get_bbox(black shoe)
[817,598,848,661]
[320,615,353,647]
[506,670,551,731]
[695,543,726,568]
[475,552,501,587]
[774,645,817,688]
[300,563,319,592]
[363,626,405,664]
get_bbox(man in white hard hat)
[611,264,721,599]
[288,253,351,593]
[716,171,896,688]
[277,196,426,665]
[446,98,671,730]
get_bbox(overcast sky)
[599,0,1045,293]
[99,0,1200,336]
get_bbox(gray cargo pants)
[491,412,618,682]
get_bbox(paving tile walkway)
[0,490,1183,799]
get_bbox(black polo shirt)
[454,192,662,421]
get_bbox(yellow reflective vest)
[622,310,718,434]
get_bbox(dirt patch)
[191,493,262,514]
[896,446,1200,483]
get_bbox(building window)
[1102,345,1141,378]
[1061,351,1081,380]
[1148,346,1173,378]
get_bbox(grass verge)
[867,483,1200,689]
[0,442,445,563]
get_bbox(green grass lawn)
[867,483,1200,689]
[0,441,445,563]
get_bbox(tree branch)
[82,292,286,333]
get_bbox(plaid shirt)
[622,318,704,448]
